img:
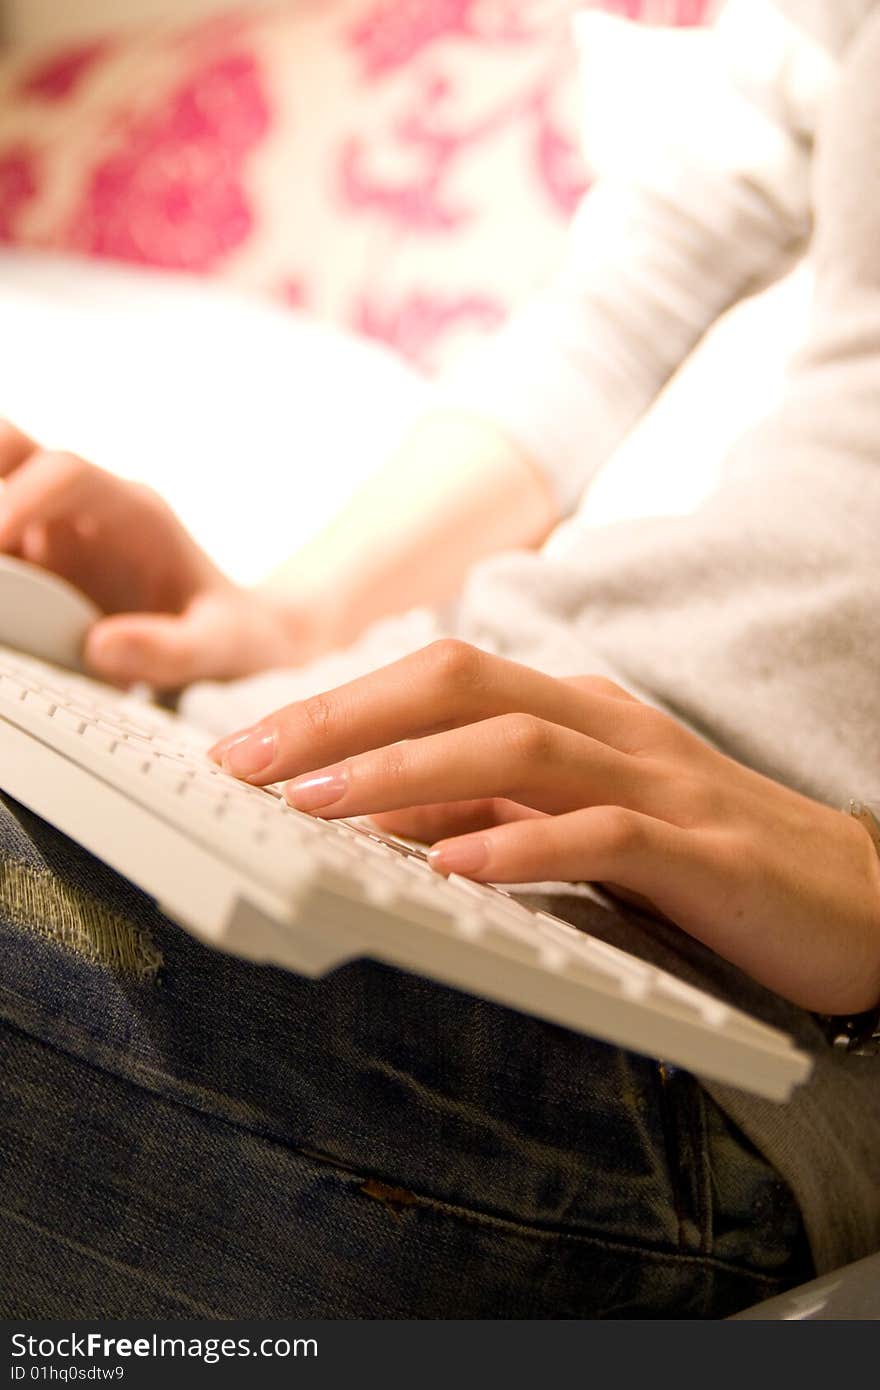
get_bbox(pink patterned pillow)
[0,1,709,372]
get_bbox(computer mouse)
[0,554,100,671]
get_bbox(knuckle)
[44,448,91,476]
[501,712,553,764]
[128,479,171,517]
[593,806,643,855]
[571,673,631,700]
[626,704,683,756]
[668,772,721,826]
[423,638,486,694]
[0,419,30,453]
[709,826,752,876]
[693,827,752,899]
[128,479,160,505]
[378,741,408,785]
[632,704,673,741]
[301,692,335,744]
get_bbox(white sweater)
[445,0,877,513]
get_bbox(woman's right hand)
[0,421,312,689]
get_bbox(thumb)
[84,609,221,689]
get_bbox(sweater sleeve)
[436,0,863,516]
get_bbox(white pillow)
[0,249,427,584]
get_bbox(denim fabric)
[0,794,813,1319]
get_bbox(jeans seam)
[342,1166,790,1285]
[0,1014,791,1291]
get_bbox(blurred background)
[0,0,809,583]
[2,0,253,45]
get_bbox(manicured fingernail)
[215,728,276,780]
[287,767,349,812]
[207,731,237,761]
[428,837,489,876]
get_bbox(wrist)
[853,799,880,1008]
[254,408,559,661]
[815,799,880,1051]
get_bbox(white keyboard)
[0,645,812,1101]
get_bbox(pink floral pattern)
[348,0,545,77]
[0,145,39,241]
[19,40,113,102]
[277,277,310,310]
[529,73,593,216]
[333,2,592,362]
[66,52,270,271]
[0,0,711,368]
[600,0,709,22]
[354,287,506,369]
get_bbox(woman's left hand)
[209,640,880,1015]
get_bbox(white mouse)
[0,554,101,671]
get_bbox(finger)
[282,715,651,821]
[85,615,188,688]
[0,451,108,549]
[426,805,696,896]
[564,674,640,702]
[85,606,223,689]
[18,521,52,568]
[209,639,646,783]
[0,419,36,477]
[87,586,277,688]
[370,798,545,843]
[18,517,116,607]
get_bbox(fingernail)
[207,730,237,761]
[287,767,348,812]
[428,837,489,877]
[215,728,276,780]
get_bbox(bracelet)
[814,800,880,1057]
[815,1009,880,1056]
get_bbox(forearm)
[260,411,558,658]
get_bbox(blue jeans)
[0,794,812,1318]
